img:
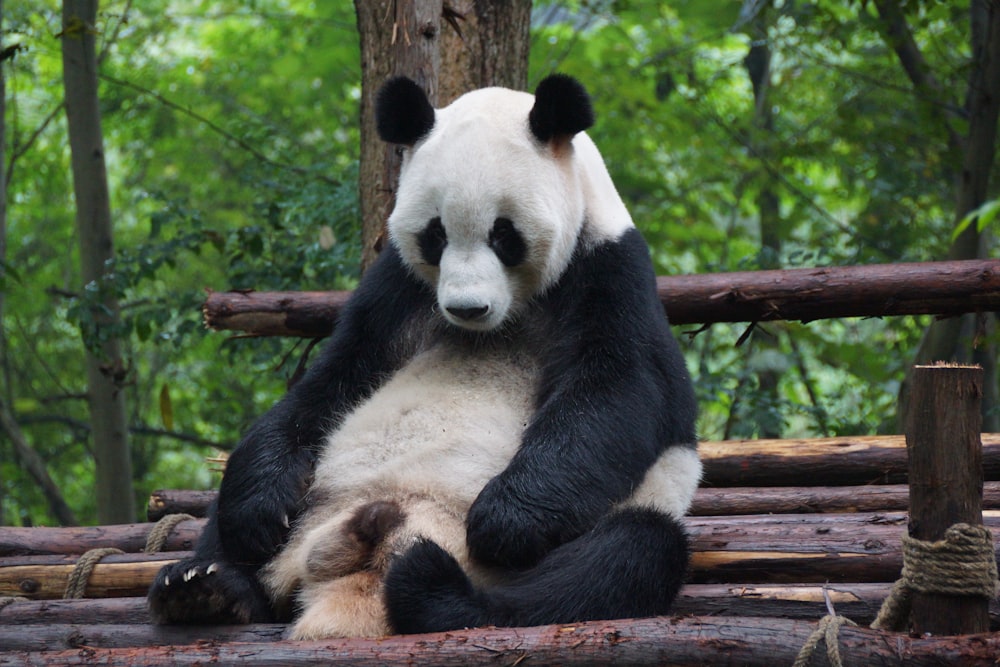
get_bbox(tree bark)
[906,364,988,635]
[60,0,134,524]
[146,489,217,522]
[0,552,177,599]
[9,583,999,629]
[6,616,1000,666]
[202,259,1000,337]
[353,0,531,271]
[0,519,200,557]
[692,480,1000,516]
[701,432,1000,487]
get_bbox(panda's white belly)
[313,342,538,509]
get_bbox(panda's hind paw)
[384,539,484,634]
[147,556,275,625]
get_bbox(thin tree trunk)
[0,0,7,527]
[885,0,1000,429]
[60,0,134,524]
[744,13,784,438]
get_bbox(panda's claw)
[206,562,218,575]
[163,574,170,587]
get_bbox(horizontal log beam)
[5,514,999,598]
[9,584,995,631]
[202,259,1000,337]
[5,615,1000,666]
[701,433,1000,486]
[144,477,1000,525]
[693,481,1000,515]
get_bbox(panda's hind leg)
[384,507,689,634]
[287,496,468,638]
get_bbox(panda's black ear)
[376,77,436,145]
[528,74,595,144]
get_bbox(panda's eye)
[489,217,526,267]
[417,217,447,266]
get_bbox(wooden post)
[906,363,989,634]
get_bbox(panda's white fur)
[260,83,700,640]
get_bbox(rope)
[871,522,999,631]
[64,547,124,599]
[792,614,857,667]
[144,512,195,553]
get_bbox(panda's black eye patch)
[489,218,526,267]
[417,217,447,266]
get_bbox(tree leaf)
[952,199,1000,242]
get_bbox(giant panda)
[148,74,700,638]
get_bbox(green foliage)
[3,0,361,525]
[2,1,993,525]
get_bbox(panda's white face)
[388,88,586,332]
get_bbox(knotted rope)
[792,613,857,667]
[144,512,195,553]
[64,547,123,599]
[62,513,195,599]
[871,522,998,631]
[792,588,858,667]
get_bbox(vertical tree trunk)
[60,0,135,524]
[743,12,784,438]
[0,0,7,526]
[354,0,531,271]
[894,0,1000,430]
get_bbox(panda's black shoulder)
[542,228,664,322]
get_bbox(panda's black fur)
[148,74,699,637]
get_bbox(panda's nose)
[446,305,489,321]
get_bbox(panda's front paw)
[465,482,558,569]
[147,556,275,625]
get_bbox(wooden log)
[5,514,1000,598]
[906,364,989,635]
[146,489,216,522]
[0,598,151,625]
[0,552,177,599]
[701,433,1000,486]
[5,615,1000,666]
[143,480,1000,520]
[0,585,905,628]
[202,259,1000,337]
[0,520,202,557]
[692,481,1000,515]
[0,623,288,652]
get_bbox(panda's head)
[375,75,609,332]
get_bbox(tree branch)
[0,398,77,526]
[99,73,337,186]
[871,0,964,153]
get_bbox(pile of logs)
[1,366,999,664]
[3,257,1000,663]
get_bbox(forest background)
[3,0,997,526]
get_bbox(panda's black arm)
[214,244,435,565]
[466,228,697,569]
